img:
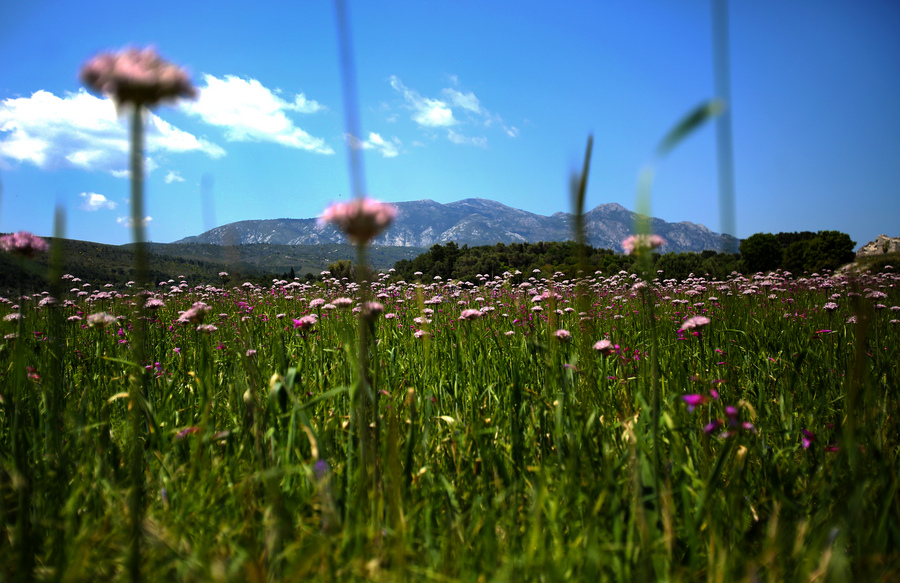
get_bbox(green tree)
[740,233,783,274]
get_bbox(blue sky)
[1,1,898,250]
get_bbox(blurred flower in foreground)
[319,197,397,244]
[679,315,711,333]
[1,231,49,258]
[80,46,197,108]
[622,234,665,255]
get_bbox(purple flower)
[703,419,724,435]
[801,429,817,449]
[0,231,49,258]
[319,197,397,244]
[80,46,197,108]
[682,394,708,412]
[292,315,317,330]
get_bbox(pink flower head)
[319,197,397,244]
[682,394,708,412]
[622,234,666,255]
[80,47,197,108]
[554,329,572,342]
[292,315,318,330]
[459,308,485,321]
[801,429,817,449]
[0,231,49,258]
[362,301,384,319]
[593,339,615,356]
[679,315,711,333]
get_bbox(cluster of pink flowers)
[0,231,49,258]
[319,197,397,245]
[80,47,197,108]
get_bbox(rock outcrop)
[856,234,900,258]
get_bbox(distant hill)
[0,238,422,294]
[174,198,736,254]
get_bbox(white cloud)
[182,74,333,154]
[347,132,401,158]
[442,88,482,114]
[164,170,185,184]
[388,76,519,146]
[117,215,152,228]
[389,76,457,128]
[79,192,117,211]
[447,129,487,148]
[0,89,225,176]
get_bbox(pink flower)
[80,47,197,108]
[679,315,711,333]
[292,315,318,330]
[622,234,666,255]
[459,308,485,321]
[319,197,397,244]
[554,329,571,342]
[682,394,708,412]
[801,429,817,449]
[0,231,49,258]
[593,339,615,356]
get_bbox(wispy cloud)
[388,76,518,146]
[164,170,185,184]
[79,192,117,211]
[447,130,487,148]
[389,76,457,128]
[182,74,333,154]
[0,89,225,176]
[347,132,401,158]
[116,215,152,228]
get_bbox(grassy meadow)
[1,262,899,581]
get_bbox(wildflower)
[309,298,326,309]
[682,394,708,412]
[823,302,839,312]
[87,312,118,329]
[679,315,711,333]
[622,234,665,255]
[178,301,211,324]
[554,329,571,342]
[362,302,384,319]
[319,197,397,244]
[413,330,430,339]
[245,349,257,358]
[144,298,165,310]
[593,339,615,356]
[801,429,817,449]
[175,426,199,440]
[292,315,318,330]
[333,297,354,308]
[196,324,218,334]
[80,46,197,108]
[703,419,724,435]
[459,308,485,321]
[0,231,49,258]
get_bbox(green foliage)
[740,232,783,274]
[1,268,898,580]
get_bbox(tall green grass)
[1,266,898,581]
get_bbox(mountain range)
[175,198,735,254]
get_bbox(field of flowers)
[1,258,899,580]
[2,39,899,582]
